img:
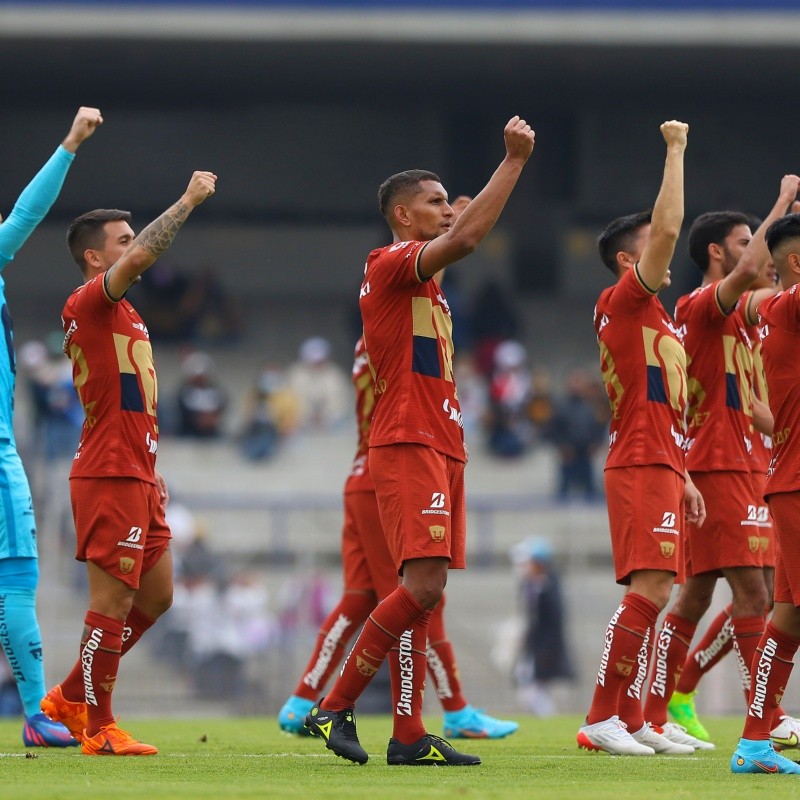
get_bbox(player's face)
[720,224,752,276]
[93,220,136,270]
[405,181,454,241]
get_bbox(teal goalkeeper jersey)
[0,145,75,443]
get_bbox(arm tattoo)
[135,200,191,257]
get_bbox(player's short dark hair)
[597,210,652,274]
[687,211,750,273]
[67,209,131,274]
[378,170,441,222]
[765,212,800,255]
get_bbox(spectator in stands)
[238,365,300,461]
[176,351,228,439]
[547,368,608,501]
[470,278,523,377]
[287,337,350,432]
[511,537,575,716]
[485,339,535,458]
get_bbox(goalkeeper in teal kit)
[0,107,102,746]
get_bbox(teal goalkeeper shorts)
[0,442,37,560]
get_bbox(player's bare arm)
[684,473,706,527]
[61,106,104,153]
[752,397,774,437]
[636,120,688,292]
[718,173,800,311]
[105,171,217,299]
[417,116,534,279]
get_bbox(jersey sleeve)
[603,265,653,315]
[0,146,75,270]
[370,241,429,288]
[68,275,117,324]
[765,287,800,332]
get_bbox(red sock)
[425,597,467,712]
[732,615,767,700]
[643,613,697,726]
[586,593,660,727]
[742,623,800,741]
[674,605,732,694]
[324,585,427,712]
[120,606,156,657]
[71,611,124,737]
[292,591,375,701]
[389,613,431,744]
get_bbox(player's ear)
[394,203,412,228]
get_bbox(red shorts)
[768,492,800,606]
[751,471,775,569]
[604,465,685,585]
[70,477,171,589]
[342,489,400,600]
[684,471,763,577]
[369,443,466,571]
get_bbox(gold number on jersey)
[598,339,623,419]
[642,326,687,413]
[69,344,97,427]
[113,333,158,420]
[722,334,754,416]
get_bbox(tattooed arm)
[104,170,217,301]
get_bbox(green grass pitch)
[1,715,799,799]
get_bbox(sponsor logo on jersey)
[422,492,450,516]
[132,322,149,338]
[441,398,464,428]
[303,614,352,690]
[146,432,158,455]
[82,627,104,706]
[749,637,778,719]
[649,620,676,698]
[117,526,145,551]
[653,511,679,535]
[626,627,650,701]
[695,618,733,669]
[396,629,414,716]
[597,604,624,687]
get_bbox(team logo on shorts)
[748,536,761,553]
[659,541,676,558]
[429,525,446,542]
[760,537,770,554]
[119,557,135,575]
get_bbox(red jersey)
[62,275,158,484]
[359,240,464,462]
[594,265,688,474]
[742,291,771,475]
[759,287,800,495]
[345,337,375,494]
[676,282,755,473]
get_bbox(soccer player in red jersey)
[40,170,216,756]
[731,212,800,774]
[278,337,518,740]
[642,175,800,748]
[667,252,800,745]
[576,121,706,757]
[305,116,534,766]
